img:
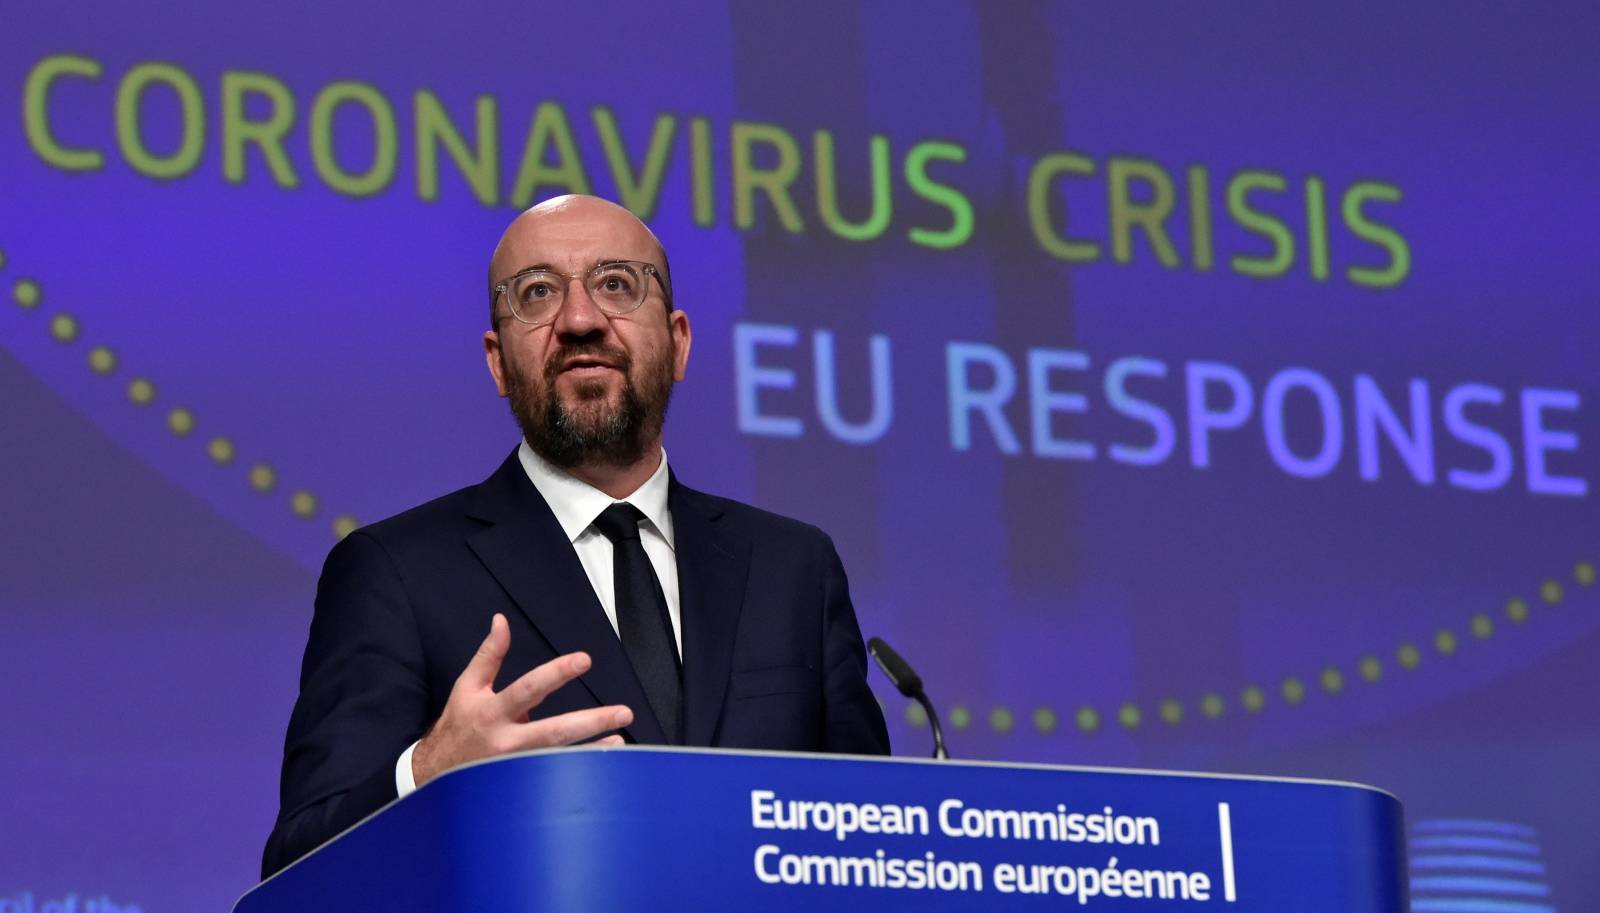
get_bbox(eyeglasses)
[492,259,670,327]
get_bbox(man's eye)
[595,271,638,295]
[524,282,556,300]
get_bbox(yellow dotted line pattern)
[6,255,359,541]
[903,564,1595,736]
[5,251,1590,730]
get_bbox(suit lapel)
[671,478,752,746]
[464,451,667,745]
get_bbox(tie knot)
[592,502,645,543]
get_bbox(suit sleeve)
[818,533,892,755]
[261,531,432,878]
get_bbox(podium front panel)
[238,746,1405,912]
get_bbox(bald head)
[487,195,671,326]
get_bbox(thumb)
[459,612,510,690]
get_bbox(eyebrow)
[516,258,635,274]
[492,258,652,290]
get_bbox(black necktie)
[591,503,682,743]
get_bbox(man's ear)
[484,329,510,397]
[669,309,692,382]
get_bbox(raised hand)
[410,613,633,786]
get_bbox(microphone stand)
[867,637,950,760]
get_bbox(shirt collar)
[516,440,675,550]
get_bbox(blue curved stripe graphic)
[1410,855,1547,875]
[1413,819,1539,838]
[1411,876,1550,897]
[1410,836,1541,855]
[1410,900,1554,913]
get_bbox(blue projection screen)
[3,2,1597,910]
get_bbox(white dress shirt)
[394,442,680,796]
[513,441,681,652]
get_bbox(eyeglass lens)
[509,262,649,323]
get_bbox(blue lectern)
[236,747,1406,912]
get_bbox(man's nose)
[551,278,608,338]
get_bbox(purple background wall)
[4,2,1596,910]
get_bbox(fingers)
[593,734,625,747]
[492,651,594,720]
[510,704,634,751]
[459,613,510,691]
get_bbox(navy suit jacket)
[262,450,889,877]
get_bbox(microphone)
[867,637,949,760]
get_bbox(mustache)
[544,342,631,380]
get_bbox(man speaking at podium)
[262,195,890,877]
